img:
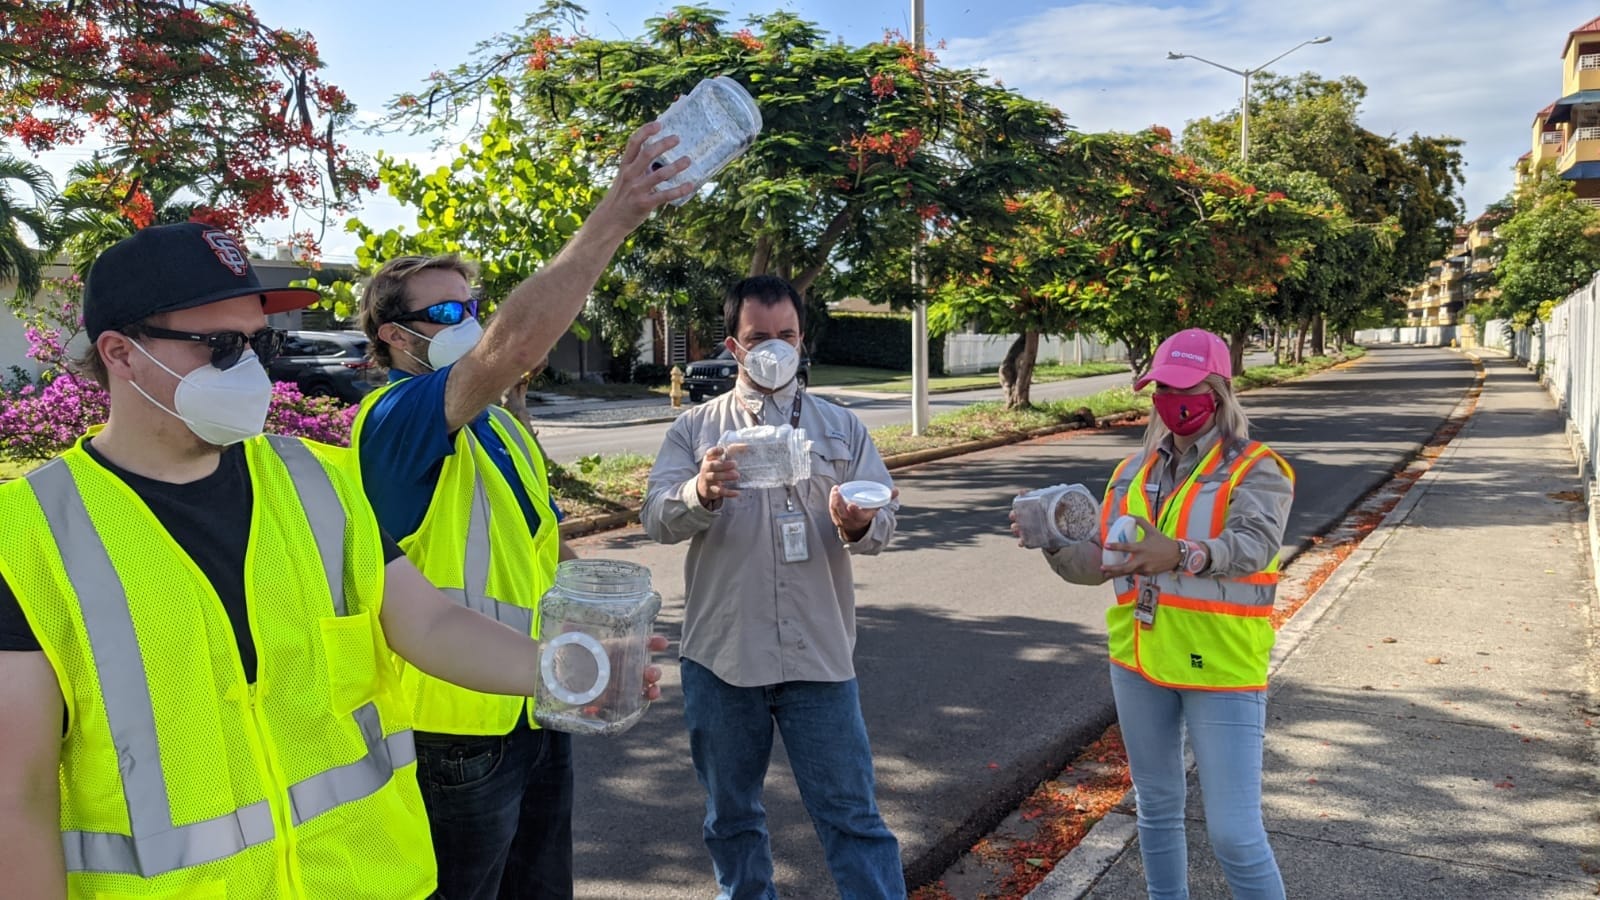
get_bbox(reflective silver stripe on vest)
[1116,445,1276,607]
[288,701,417,824]
[32,442,412,876]
[265,436,345,614]
[30,458,279,877]
[441,425,536,636]
[487,406,536,465]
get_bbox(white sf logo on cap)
[202,231,250,277]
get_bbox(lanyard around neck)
[744,390,803,429]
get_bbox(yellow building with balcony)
[1532,16,1600,203]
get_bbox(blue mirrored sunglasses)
[392,299,478,327]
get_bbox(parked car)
[267,330,376,403]
[681,346,811,403]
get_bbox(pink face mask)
[1153,391,1216,436]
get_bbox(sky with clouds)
[29,0,1598,259]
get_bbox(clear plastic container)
[719,424,813,489]
[533,560,663,736]
[1012,483,1101,550]
[651,76,763,206]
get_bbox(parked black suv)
[681,346,811,403]
[267,330,376,403]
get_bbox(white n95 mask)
[131,343,273,446]
[400,318,483,370]
[735,338,800,390]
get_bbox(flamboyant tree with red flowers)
[0,0,374,244]
[1060,128,1321,375]
[924,127,1323,397]
[380,3,1070,324]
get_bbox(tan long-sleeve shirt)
[641,385,896,686]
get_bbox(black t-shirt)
[0,440,404,682]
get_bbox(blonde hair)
[356,254,479,369]
[1142,373,1251,457]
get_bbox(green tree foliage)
[0,154,54,298]
[1182,73,1464,298]
[1,0,374,240]
[1492,167,1600,325]
[928,189,1098,408]
[307,80,599,333]
[926,128,1322,403]
[382,1,1071,320]
[1064,129,1318,376]
[51,160,204,275]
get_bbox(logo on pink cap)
[1135,328,1231,389]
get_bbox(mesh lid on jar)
[554,559,653,599]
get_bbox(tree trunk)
[1228,327,1248,378]
[1294,318,1309,365]
[749,234,772,276]
[1000,331,1040,409]
[1310,313,1326,357]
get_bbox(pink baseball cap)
[1134,328,1231,390]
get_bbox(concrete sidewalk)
[1034,354,1600,898]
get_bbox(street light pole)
[1167,36,1330,165]
[910,0,930,436]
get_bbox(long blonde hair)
[1142,373,1251,457]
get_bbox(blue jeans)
[680,658,906,900]
[414,720,574,900]
[1109,663,1284,900]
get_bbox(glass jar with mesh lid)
[533,560,663,736]
[651,76,763,206]
[719,424,813,489]
[1012,484,1102,550]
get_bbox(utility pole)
[910,0,930,435]
[1166,36,1331,165]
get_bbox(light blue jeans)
[1109,663,1285,900]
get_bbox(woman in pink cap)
[1020,327,1295,899]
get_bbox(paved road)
[559,345,1475,898]
[534,355,1274,464]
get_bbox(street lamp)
[1167,36,1331,165]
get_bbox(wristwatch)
[1174,539,1208,576]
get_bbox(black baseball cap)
[84,222,321,338]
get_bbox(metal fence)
[1356,270,1600,476]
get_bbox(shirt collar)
[1156,423,1223,465]
[734,378,801,422]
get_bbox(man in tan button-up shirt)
[642,275,906,900]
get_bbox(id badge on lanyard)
[1134,578,1158,628]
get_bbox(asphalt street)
[534,353,1272,465]
[559,345,1475,898]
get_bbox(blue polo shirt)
[357,366,560,543]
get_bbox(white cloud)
[942,0,1598,217]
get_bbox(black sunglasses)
[390,299,478,327]
[138,325,287,369]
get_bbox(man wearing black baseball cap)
[0,219,666,897]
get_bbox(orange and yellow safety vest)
[1101,439,1295,690]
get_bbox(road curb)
[1023,347,1486,900]
[540,412,684,430]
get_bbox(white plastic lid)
[539,632,613,706]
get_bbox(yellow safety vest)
[1100,439,1295,690]
[352,383,560,735]
[0,433,434,899]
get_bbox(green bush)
[631,363,673,386]
[813,312,945,374]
